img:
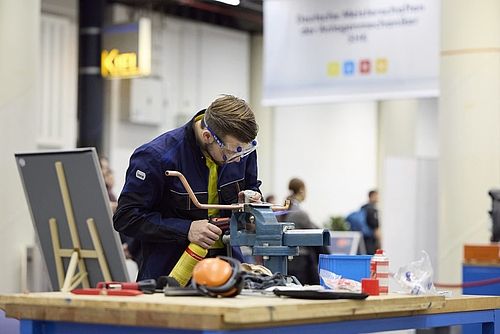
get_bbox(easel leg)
[87,218,112,282]
[61,252,79,292]
[55,161,90,288]
[49,218,65,289]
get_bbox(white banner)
[263,0,439,105]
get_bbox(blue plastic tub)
[318,254,372,286]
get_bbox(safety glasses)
[203,117,258,163]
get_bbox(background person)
[279,178,329,285]
[362,189,381,255]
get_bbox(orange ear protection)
[191,256,243,297]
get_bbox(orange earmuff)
[191,256,244,298]
[192,258,232,287]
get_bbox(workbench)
[463,263,500,334]
[0,292,499,334]
[463,263,500,296]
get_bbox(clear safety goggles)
[203,118,258,163]
[220,140,258,163]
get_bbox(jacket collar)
[185,109,206,160]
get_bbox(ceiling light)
[213,0,240,5]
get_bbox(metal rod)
[269,200,290,212]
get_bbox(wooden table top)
[1,292,499,330]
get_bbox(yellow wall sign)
[101,49,141,78]
[101,18,151,79]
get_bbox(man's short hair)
[204,95,258,143]
[368,190,378,198]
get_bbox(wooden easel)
[49,161,112,292]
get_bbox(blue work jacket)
[113,110,261,281]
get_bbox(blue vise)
[229,202,330,275]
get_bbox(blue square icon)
[343,61,355,76]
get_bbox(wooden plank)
[464,244,500,263]
[0,292,448,330]
[426,295,500,314]
[223,294,445,324]
[0,292,444,313]
[2,293,498,330]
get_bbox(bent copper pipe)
[269,200,290,212]
[165,170,243,210]
[165,170,289,211]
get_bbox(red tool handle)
[96,281,139,290]
[96,279,156,292]
[118,282,140,289]
[71,288,142,296]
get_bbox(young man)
[113,95,261,281]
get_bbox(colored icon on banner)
[343,61,355,76]
[376,58,388,74]
[360,59,371,74]
[327,62,341,77]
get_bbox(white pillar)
[0,0,40,292]
[378,99,439,275]
[439,0,500,282]
[250,35,274,197]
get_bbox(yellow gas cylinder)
[169,243,208,287]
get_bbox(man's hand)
[238,190,262,203]
[188,219,222,249]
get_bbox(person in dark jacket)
[361,190,380,255]
[279,178,329,285]
[113,95,261,281]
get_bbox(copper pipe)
[165,170,290,212]
[270,200,290,212]
[165,171,243,210]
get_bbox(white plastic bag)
[319,269,362,292]
[393,250,437,295]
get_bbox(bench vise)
[165,171,330,275]
[229,203,330,274]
